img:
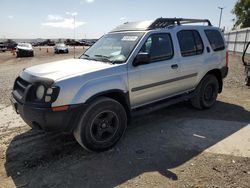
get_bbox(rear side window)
[193,31,204,55]
[177,30,204,57]
[140,33,174,62]
[205,30,225,51]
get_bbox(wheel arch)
[205,69,223,93]
[85,89,131,120]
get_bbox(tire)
[73,97,127,152]
[191,74,219,109]
[245,77,250,86]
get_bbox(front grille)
[13,77,31,101]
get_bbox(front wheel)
[74,97,127,152]
[191,75,219,109]
[245,77,250,86]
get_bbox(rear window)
[177,30,204,57]
[205,30,225,51]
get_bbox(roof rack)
[147,18,212,30]
[110,18,213,33]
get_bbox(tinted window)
[140,33,173,62]
[193,31,204,55]
[205,30,225,51]
[177,30,204,57]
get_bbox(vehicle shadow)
[4,101,250,188]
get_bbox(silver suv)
[11,18,228,151]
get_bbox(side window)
[177,30,204,57]
[140,33,173,62]
[193,31,204,55]
[205,30,225,51]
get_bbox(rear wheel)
[73,97,127,152]
[191,75,219,109]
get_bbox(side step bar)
[131,91,196,118]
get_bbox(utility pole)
[74,15,76,59]
[218,7,225,28]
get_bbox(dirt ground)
[0,49,249,188]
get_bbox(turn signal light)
[52,105,69,112]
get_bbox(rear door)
[175,29,205,90]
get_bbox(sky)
[0,0,237,39]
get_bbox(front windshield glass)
[18,43,31,48]
[57,43,66,47]
[80,32,144,64]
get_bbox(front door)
[128,33,181,108]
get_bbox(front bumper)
[16,49,33,57]
[11,95,85,132]
[55,49,68,53]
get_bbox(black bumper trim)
[13,98,86,133]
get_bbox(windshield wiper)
[94,55,114,64]
[80,54,100,62]
[81,54,89,58]
[81,54,115,64]
[94,54,110,59]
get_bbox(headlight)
[36,85,45,100]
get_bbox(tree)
[232,0,250,29]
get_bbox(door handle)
[206,46,211,53]
[171,64,178,69]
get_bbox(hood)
[22,58,114,82]
[17,46,33,51]
[16,43,33,51]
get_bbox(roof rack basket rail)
[148,18,212,30]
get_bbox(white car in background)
[16,43,34,57]
[54,43,69,54]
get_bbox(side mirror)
[133,52,150,66]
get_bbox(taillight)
[226,51,229,67]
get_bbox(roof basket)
[148,18,212,30]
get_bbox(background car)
[16,43,34,58]
[0,43,7,52]
[54,43,69,54]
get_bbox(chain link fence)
[224,28,250,54]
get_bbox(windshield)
[56,43,66,47]
[80,32,144,64]
[18,43,31,48]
